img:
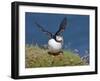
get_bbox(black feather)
[55,17,67,36]
[35,22,53,38]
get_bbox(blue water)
[25,12,89,57]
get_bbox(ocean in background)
[25,12,89,57]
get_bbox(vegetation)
[25,44,86,68]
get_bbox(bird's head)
[55,35,63,42]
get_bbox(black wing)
[35,22,53,38]
[55,17,67,36]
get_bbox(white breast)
[48,39,63,53]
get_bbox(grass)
[25,44,86,68]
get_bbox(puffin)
[35,17,67,54]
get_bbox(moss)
[25,44,86,68]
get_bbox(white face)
[56,36,63,42]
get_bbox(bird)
[35,17,67,54]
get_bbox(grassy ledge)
[25,44,86,68]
